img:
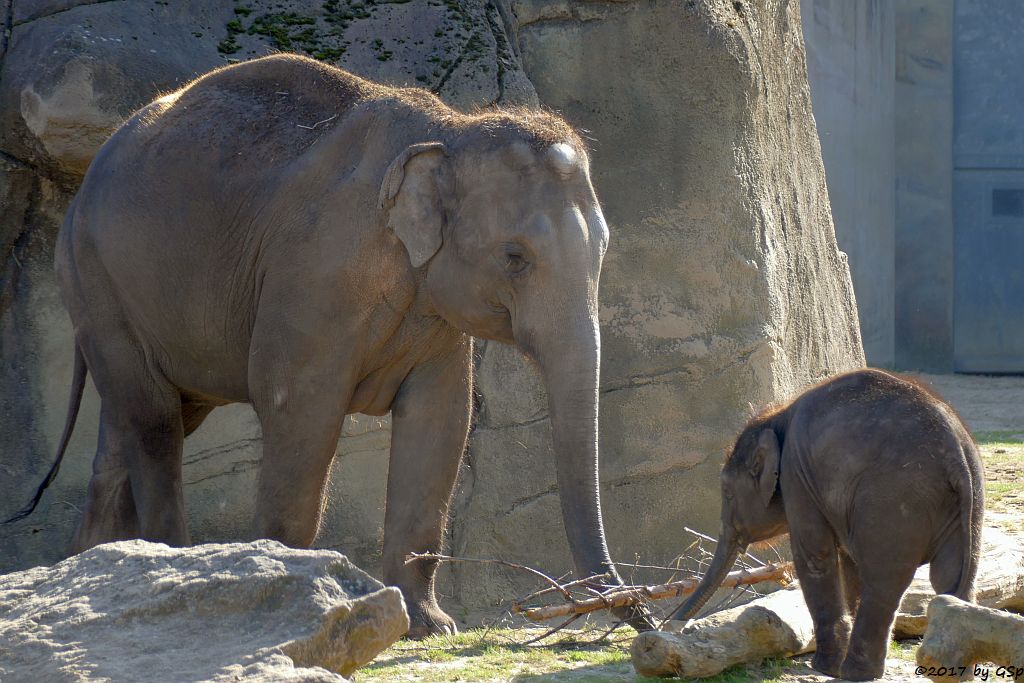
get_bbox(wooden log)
[916,595,1024,681]
[894,526,1024,638]
[631,587,815,678]
[514,562,793,621]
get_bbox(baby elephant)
[671,369,984,681]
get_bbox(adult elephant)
[9,54,649,637]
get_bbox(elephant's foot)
[70,469,141,553]
[405,600,458,640]
[810,650,844,679]
[613,603,657,632]
[840,653,885,681]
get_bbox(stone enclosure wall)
[0,0,863,617]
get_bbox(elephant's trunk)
[669,527,744,622]
[532,314,617,583]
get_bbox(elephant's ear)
[752,428,781,509]
[378,142,449,268]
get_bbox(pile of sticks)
[405,528,792,628]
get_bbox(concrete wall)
[893,0,955,371]
[801,0,896,368]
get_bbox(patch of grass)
[888,638,919,662]
[986,481,1020,504]
[360,628,794,682]
[974,430,1024,445]
[973,430,1024,531]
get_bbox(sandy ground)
[914,373,1024,434]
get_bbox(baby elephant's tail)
[3,345,87,524]
[954,438,985,602]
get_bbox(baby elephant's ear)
[378,142,449,267]
[754,428,780,509]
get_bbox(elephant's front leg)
[383,340,472,639]
[787,505,851,677]
[251,355,354,547]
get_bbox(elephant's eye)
[499,246,530,276]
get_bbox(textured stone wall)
[0,0,863,620]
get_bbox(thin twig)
[406,552,574,600]
[520,614,582,646]
[517,572,613,604]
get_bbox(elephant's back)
[102,54,376,178]
[788,369,975,478]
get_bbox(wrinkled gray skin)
[49,54,650,637]
[672,369,984,681]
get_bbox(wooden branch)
[514,562,794,621]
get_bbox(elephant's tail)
[4,345,88,524]
[953,437,985,602]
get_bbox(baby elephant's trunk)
[670,528,744,622]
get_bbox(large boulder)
[0,0,864,620]
[0,540,409,681]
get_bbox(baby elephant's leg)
[840,577,914,681]
[788,503,850,677]
[840,539,920,682]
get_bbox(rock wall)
[0,0,863,620]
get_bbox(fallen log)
[894,526,1024,637]
[916,595,1024,682]
[631,587,815,678]
[513,562,794,621]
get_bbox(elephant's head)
[379,112,649,625]
[669,422,789,622]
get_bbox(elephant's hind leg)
[929,527,971,599]
[840,562,917,681]
[71,411,140,552]
[72,334,189,552]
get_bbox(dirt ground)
[915,373,1024,434]
[361,373,1024,683]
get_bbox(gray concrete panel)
[802,0,896,367]
[894,0,955,371]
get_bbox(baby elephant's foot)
[406,600,458,640]
[840,655,886,681]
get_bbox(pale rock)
[0,540,408,682]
